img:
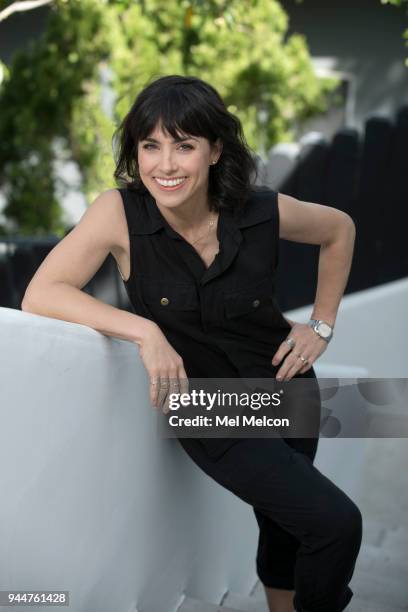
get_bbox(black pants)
[177,434,362,612]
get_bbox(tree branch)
[0,0,55,23]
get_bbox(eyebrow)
[142,136,198,144]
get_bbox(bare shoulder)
[88,188,129,254]
[90,188,131,281]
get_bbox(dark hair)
[112,74,258,212]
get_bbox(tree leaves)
[0,0,337,235]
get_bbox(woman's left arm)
[272,192,356,381]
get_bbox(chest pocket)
[140,277,199,311]
[224,274,277,319]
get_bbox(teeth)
[155,177,186,187]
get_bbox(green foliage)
[381,0,408,65]
[0,0,109,236]
[381,0,407,6]
[0,0,339,236]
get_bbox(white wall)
[0,309,257,612]
[2,278,404,611]
[285,277,408,505]
[286,276,408,378]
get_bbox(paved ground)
[178,438,408,612]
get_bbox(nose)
[157,150,178,175]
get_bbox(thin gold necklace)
[189,212,217,246]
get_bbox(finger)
[178,365,190,397]
[150,372,160,408]
[284,358,305,381]
[272,338,296,366]
[288,350,314,378]
[163,392,171,414]
[277,344,311,380]
[276,353,298,380]
[299,356,314,374]
[165,375,181,414]
[157,377,170,411]
[163,369,180,411]
[302,348,321,372]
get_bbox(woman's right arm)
[21,189,188,410]
[21,189,153,345]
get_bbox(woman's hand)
[271,322,328,381]
[137,321,189,413]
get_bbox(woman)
[22,75,362,612]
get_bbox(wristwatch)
[308,319,334,343]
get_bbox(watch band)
[308,318,334,343]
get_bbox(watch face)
[317,322,331,338]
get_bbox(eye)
[141,143,194,151]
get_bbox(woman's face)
[137,122,221,210]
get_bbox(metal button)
[252,299,260,308]
[160,297,169,306]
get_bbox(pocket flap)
[141,278,199,311]
[224,275,275,319]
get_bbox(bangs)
[134,86,217,143]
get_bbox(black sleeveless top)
[117,185,295,379]
[116,186,319,459]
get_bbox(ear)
[213,138,223,159]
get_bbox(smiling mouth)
[153,177,188,189]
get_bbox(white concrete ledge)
[0,307,257,612]
[2,275,403,612]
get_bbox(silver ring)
[285,337,296,349]
[150,379,159,386]
[298,355,309,364]
[170,382,180,387]
[159,380,170,389]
